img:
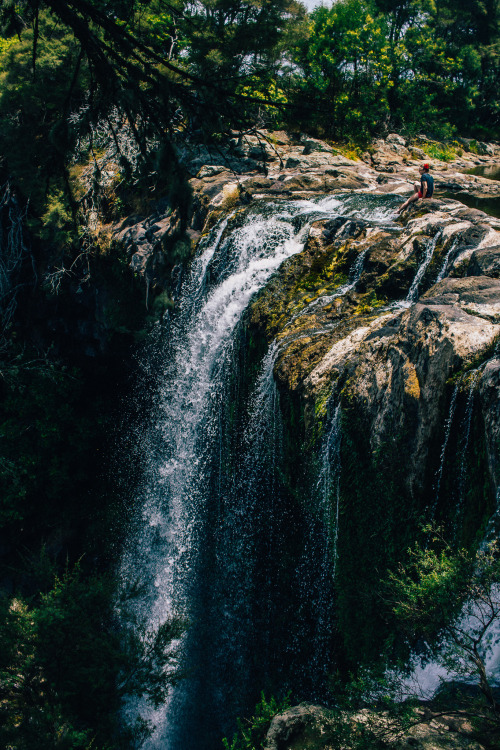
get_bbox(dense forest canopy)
[0,1,499,748]
[0,0,498,220]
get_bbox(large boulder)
[264,704,486,750]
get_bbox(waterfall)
[436,237,458,282]
[455,370,480,531]
[406,230,442,303]
[433,381,460,511]
[317,399,342,578]
[293,397,342,693]
[120,194,400,749]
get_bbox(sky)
[302,0,330,9]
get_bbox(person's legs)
[397,185,420,214]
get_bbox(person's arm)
[421,176,428,198]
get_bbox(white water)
[436,237,459,282]
[317,400,342,578]
[405,230,442,303]
[433,382,460,511]
[119,194,404,748]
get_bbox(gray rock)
[196,165,230,178]
[264,703,333,750]
[476,141,495,156]
[300,135,334,154]
[387,133,406,146]
[468,245,500,278]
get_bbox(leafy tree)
[0,562,185,749]
[289,0,499,141]
[292,0,393,139]
[181,0,304,82]
[387,527,500,728]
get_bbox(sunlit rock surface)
[264,702,487,750]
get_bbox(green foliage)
[222,692,291,750]
[0,351,95,531]
[0,12,87,218]
[388,531,473,641]
[288,0,499,141]
[39,188,75,248]
[0,562,185,749]
[424,142,461,162]
[387,528,500,721]
[292,0,393,140]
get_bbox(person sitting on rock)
[397,163,434,214]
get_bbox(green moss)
[353,290,387,315]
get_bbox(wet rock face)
[112,130,500,502]
[468,245,500,277]
[479,359,500,490]
[246,188,500,511]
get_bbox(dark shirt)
[421,173,434,198]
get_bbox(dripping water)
[406,230,442,303]
[436,237,458,282]
[455,370,481,534]
[433,381,460,512]
[305,397,343,690]
[317,399,342,578]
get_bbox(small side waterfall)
[436,237,458,282]
[455,371,480,526]
[432,369,482,533]
[406,230,442,303]
[294,397,342,692]
[317,399,342,578]
[433,381,460,511]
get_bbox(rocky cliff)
[111,132,500,748]
[112,129,500,646]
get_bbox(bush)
[222,693,291,750]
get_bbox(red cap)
[423,163,430,169]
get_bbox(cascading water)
[120,193,402,749]
[433,381,460,512]
[317,399,342,579]
[436,237,458,282]
[293,397,342,692]
[405,229,442,304]
[455,370,481,531]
